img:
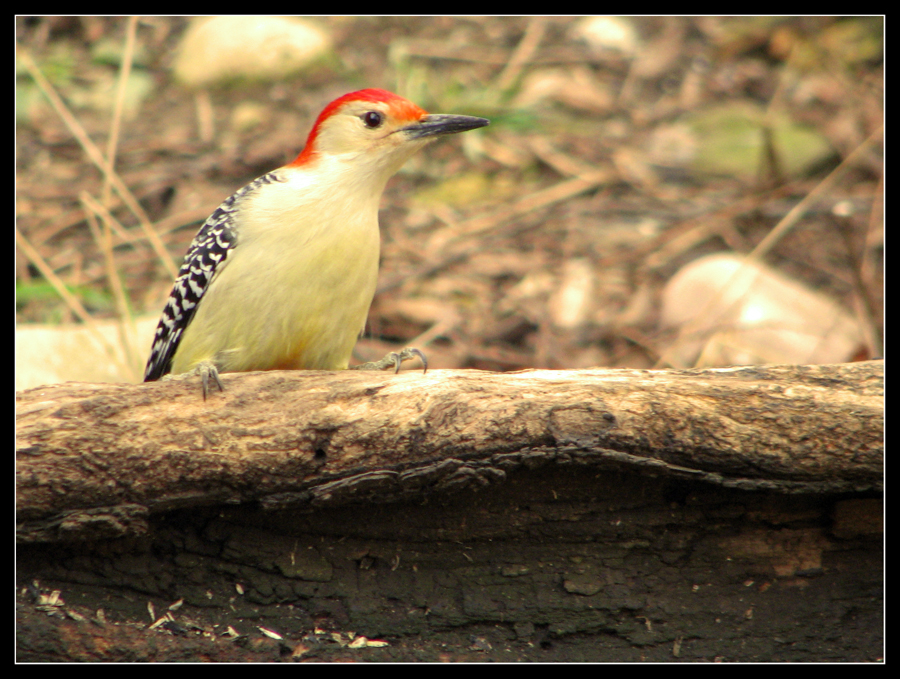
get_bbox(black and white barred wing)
[143,209,236,381]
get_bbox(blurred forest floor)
[15,16,883,382]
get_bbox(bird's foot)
[162,360,224,400]
[351,347,427,374]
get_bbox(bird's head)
[289,89,488,173]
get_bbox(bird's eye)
[363,111,384,128]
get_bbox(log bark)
[16,362,883,661]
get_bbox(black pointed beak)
[401,114,490,140]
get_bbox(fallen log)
[16,362,883,661]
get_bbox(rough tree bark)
[16,361,883,662]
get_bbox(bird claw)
[163,360,224,400]
[199,362,225,399]
[352,347,427,374]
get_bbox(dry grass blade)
[495,17,547,92]
[378,170,613,295]
[18,49,177,279]
[748,126,883,263]
[427,171,611,255]
[101,15,139,207]
[16,226,130,378]
[81,192,143,381]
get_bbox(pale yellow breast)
[172,167,382,374]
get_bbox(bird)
[143,88,489,397]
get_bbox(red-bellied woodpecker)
[144,88,489,397]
